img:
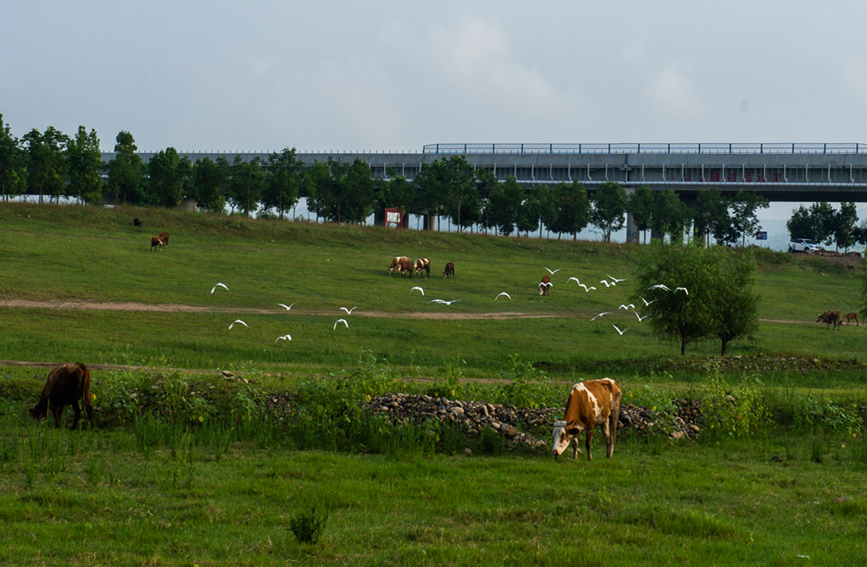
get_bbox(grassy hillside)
[1,202,864,384]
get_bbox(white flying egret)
[496,292,512,300]
[607,274,626,283]
[544,267,561,275]
[430,299,461,305]
[334,319,349,330]
[618,303,635,310]
[567,277,580,285]
[340,306,357,314]
[591,312,609,321]
[410,286,424,296]
[632,310,649,322]
[277,301,298,310]
[211,282,229,294]
[228,320,247,329]
[275,334,292,342]
[612,324,630,335]
[579,284,596,292]
[640,296,656,306]
[648,284,671,292]
[600,280,614,288]
[675,287,689,295]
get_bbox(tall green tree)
[440,155,477,232]
[66,126,103,204]
[591,181,628,242]
[147,147,187,207]
[628,184,655,243]
[652,189,692,244]
[730,191,769,247]
[106,131,144,205]
[832,202,858,252]
[474,169,499,234]
[537,185,559,239]
[193,157,229,213]
[487,176,523,236]
[0,114,26,201]
[695,188,733,246]
[712,250,760,355]
[303,160,332,222]
[263,147,303,220]
[228,155,266,217]
[551,181,590,240]
[341,157,375,223]
[412,158,450,230]
[785,205,813,241]
[516,185,542,238]
[22,126,69,204]
[808,202,837,245]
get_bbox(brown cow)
[159,232,170,247]
[539,275,552,295]
[414,257,431,278]
[388,256,409,273]
[816,310,840,330]
[844,312,859,326]
[29,363,94,430]
[443,262,455,278]
[398,259,415,278]
[552,378,622,461]
[150,235,164,252]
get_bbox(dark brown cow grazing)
[388,256,409,273]
[817,310,840,330]
[150,235,164,251]
[414,257,431,278]
[539,275,552,295]
[29,363,93,430]
[552,378,622,461]
[398,259,415,278]
[443,262,455,278]
[844,312,859,326]
[159,232,170,247]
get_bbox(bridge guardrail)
[422,142,867,155]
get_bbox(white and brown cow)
[388,256,410,273]
[398,259,415,278]
[552,378,622,461]
[539,275,552,295]
[414,257,430,278]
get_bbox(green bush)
[699,369,769,440]
[794,394,864,436]
[289,506,328,545]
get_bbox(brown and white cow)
[159,232,170,247]
[29,363,94,430]
[414,257,431,278]
[552,378,622,461]
[816,310,840,330]
[150,235,164,251]
[539,275,552,295]
[398,259,415,278]
[844,312,859,326]
[443,262,455,278]
[388,256,409,273]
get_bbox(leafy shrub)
[289,506,328,545]
[496,355,559,409]
[794,394,864,436]
[698,369,769,440]
[478,426,505,456]
[625,384,679,437]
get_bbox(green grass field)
[2,201,866,565]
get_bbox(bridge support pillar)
[624,187,639,244]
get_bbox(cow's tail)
[608,384,623,457]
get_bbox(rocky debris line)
[365,394,704,449]
[661,354,866,373]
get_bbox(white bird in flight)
[334,319,349,330]
[340,306,357,314]
[544,267,561,275]
[639,296,656,306]
[618,303,635,310]
[538,281,553,288]
[211,282,229,294]
[228,320,247,329]
[607,274,626,283]
[579,284,596,292]
[632,310,649,322]
[430,299,461,305]
[496,292,512,300]
[612,324,630,335]
[567,277,581,285]
[600,280,615,288]
[410,286,424,296]
[591,312,609,321]
[675,287,689,295]
[277,301,298,310]
[275,334,292,342]
[648,284,671,292]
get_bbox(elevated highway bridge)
[114,142,867,204]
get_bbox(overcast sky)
[3,1,867,242]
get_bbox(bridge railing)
[422,142,867,155]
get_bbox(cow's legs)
[70,400,82,430]
[571,437,581,460]
[51,404,64,429]
[585,429,594,461]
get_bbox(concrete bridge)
[112,142,867,204]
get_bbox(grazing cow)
[388,256,410,273]
[414,257,431,278]
[816,310,840,330]
[398,259,415,278]
[150,235,164,252]
[443,262,455,278]
[539,275,552,295]
[29,363,93,430]
[552,378,622,461]
[133,217,142,227]
[844,312,859,326]
[159,232,170,247]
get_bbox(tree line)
[1,116,863,248]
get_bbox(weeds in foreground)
[289,506,328,545]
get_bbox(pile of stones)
[365,393,703,450]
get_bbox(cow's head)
[552,420,582,457]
